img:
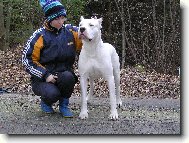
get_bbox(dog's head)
[78,16,103,42]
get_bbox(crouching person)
[22,0,82,117]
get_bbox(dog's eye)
[89,24,94,26]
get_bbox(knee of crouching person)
[57,71,76,86]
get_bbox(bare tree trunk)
[152,0,161,68]
[120,0,126,69]
[114,0,126,69]
[161,0,166,70]
[28,0,34,34]
[0,1,6,51]
[167,0,178,73]
[125,0,138,64]
[114,0,137,69]
[121,20,126,69]
[107,1,112,42]
[5,2,11,49]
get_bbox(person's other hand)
[46,74,58,83]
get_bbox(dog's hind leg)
[112,51,122,107]
[79,76,89,119]
[113,69,122,108]
[106,75,118,120]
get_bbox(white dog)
[78,16,122,120]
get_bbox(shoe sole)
[42,111,55,114]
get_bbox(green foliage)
[3,0,42,46]
[2,0,87,47]
[61,0,87,24]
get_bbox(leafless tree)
[0,2,6,51]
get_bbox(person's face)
[50,16,66,30]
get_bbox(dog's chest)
[86,58,103,78]
[78,43,113,78]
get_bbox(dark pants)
[31,71,76,105]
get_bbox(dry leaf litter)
[0,46,180,99]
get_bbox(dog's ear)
[91,16,97,19]
[80,16,84,21]
[98,18,103,28]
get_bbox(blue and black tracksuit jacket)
[22,21,82,82]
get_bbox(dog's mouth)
[79,33,86,39]
[79,33,92,41]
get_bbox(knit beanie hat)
[39,0,67,22]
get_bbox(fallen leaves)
[0,46,180,99]
[0,46,32,94]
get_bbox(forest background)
[0,0,180,75]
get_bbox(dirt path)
[0,94,180,134]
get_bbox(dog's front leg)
[87,77,94,101]
[107,76,118,120]
[79,76,89,119]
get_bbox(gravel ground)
[0,94,180,134]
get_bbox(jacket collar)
[43,20,63,34]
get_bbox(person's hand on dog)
[46,74,58,83]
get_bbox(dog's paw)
[109,111,119,120]
[79,111,88,119]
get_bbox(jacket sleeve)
[65,24,82,51]
[22,30,50,80]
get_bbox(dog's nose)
[80,27,86,33]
